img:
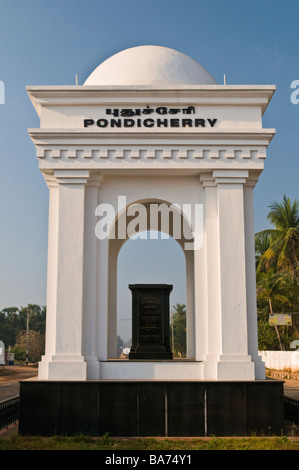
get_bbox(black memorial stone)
[129,284,173,360]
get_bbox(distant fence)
[259,351,299,372]
[0,396,19,430]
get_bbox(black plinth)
[128,284,173,360]
[19,380,285,437]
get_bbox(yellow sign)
[269,314,292,326]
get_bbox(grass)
[1,433,299,450]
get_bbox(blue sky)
[0,1,298,340]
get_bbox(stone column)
[244,176,265,379]
[201,170,256,380]
[38,169,101,380]
[82,173,103,378]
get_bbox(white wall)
[259,351,299,372]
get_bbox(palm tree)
[255,196,299,350]
[256,195,299,278]
[256,269,291,350]
[255,231,275,272]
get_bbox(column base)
[38,355,100,380]
[251,354,266,379]
[203,355,264,380]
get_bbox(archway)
[107,199,195,359]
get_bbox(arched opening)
[116,231,187,358]
[107,199,196,360]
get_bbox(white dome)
[84,45,217,86]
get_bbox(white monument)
[21,46,286,438]
[27,46,275,382]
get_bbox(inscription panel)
[139,295,163,345]
[129,284,173,360]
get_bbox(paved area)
[0,366,38,438]
[281,379,299,401]
[267,371,299,401]
[0,365,38,401]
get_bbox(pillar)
[244,176,265,379]
[201,170,257,380]
[38,170,101,380]
[82,173,103,378]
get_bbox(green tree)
[256,195,299,277]
[19,304,46,335]
[255,196,299,350]
[0,304,46,352]
[170,304,186,357]
[0,307,21,347]
[256,269,291,350]
[12,330,45,363]
[255,231,275,273]
[258,307,282,350]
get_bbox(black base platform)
[19,380,285,437]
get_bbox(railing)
[0,396,20,430]
[284,396,299,425]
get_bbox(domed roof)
[84,45,217,86]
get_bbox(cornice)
[26,85,276,117]
[28,128,276,146]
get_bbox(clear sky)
[0,0,298,340]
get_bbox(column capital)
[244,174,260,188]
[86,172,103,188]
[42,172,59,188]
[42,170,103,187]
[199,172,216,188]
[213,169,249,185]
[54,169,91,185]
[200,170,250,188]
